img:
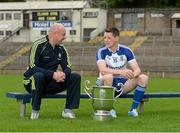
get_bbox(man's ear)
[115,36,119,42]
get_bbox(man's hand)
[120,69,134,79]
[53,71,66,82]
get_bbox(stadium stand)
[0,32,179,77]
[129,36,147,51]
[0,44,31,70]
[0,41,30,73]
[0,27,22,44]
[135,35,180,77]
[88,30,138,44]
[120,30,138,37]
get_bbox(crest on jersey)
[105,53,127,69]
[58,53,62,60]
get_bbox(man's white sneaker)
[62,109,75,119]
[128,109,138,117]
[109,109,117,118]
[30,110,39,120]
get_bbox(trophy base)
[93,110,113,121]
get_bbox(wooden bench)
[6,92,180,117]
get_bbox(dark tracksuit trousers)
[24,72,81,111]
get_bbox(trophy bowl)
[84,80,123,121]
[92,86,115,111]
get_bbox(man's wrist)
[118,69,123,76]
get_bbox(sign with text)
[32,21,72,29]
[32,11,59,21]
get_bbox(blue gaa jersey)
[96,44,135,70]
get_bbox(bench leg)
[138,101,144,113]
[17,99,26,117]
[138,98,149,113]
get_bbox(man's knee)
[103,74,113,79]
[70,73,81,82]
[24,72,45,93]
[24,84,31,93]
[102,74,113,86]
[33,72,45,81]
[32,72,46,91]
[138,74,149,86]
[66,73,81,92]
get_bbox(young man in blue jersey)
[96,27,148,117]
[23,23,81,120]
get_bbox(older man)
[23,23,81,119]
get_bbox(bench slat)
[6,92,180,99]
[6,92,180,118]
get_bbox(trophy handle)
[84,80,92,98]
[114,83,124,99]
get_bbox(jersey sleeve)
[125,47,135,62]
[96,46,106,61]
[60,45,71,77]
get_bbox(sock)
[130,85,146,111]
[32,110,39,113]
[65,109,71,113]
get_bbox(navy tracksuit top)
[24,36,71,79]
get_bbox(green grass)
[0,74,180,132]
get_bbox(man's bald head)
[48,23,66,46]
[49,23,65,34]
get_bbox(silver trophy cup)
[84,80,123,121]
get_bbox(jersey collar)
[107,44,120,53]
